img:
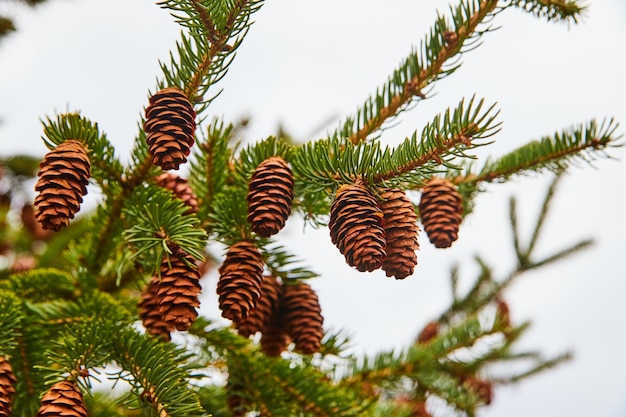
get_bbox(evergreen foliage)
[0,0,622,416]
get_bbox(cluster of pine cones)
[31,86,465,358]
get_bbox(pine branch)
[455,118,621,186]
[333,0,501,144]
[374,96,500,186]
[262,243,319,281]
[3,268,75,303]
[123,184,207,272]
[0,290,23,354]
[503,0,586,22]
[110,328,205,417]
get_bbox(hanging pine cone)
[329,183,386,272]
[237,275,283,337]
[418,178,463,248]
[417,321,439,345]
[138,276,171,341]
[154,172,199,214]
[379,188,420,279]
[247,156,294,238]
[282,282,323,355]
[154,249,202,331]
[0,357,16,417]
[144,87,196,170]
[260,321,291,357]
[37,380,87,417]
[217,241,264,323]
[34,140,90,231]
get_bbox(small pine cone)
[144,87,196,170]
[418,178,463,248]
[329,183,386,272]
[417,321,439,344]
[237,275,283,337]
[379,188,420,279]
[154,172,199,214]
[34,140,90,231]
[462,375,493,405]
[37,380,87,417]
[138,276,171,341]
[0,357,16,417]
[217,242,264,323]
[282,282,323,355]
[247,156,294,238]
[155,250,202,331]
[260,322,291,357]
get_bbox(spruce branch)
[110,329,205,417]
[503,0,586,22]
[262,244,319,281]
[123,184,207,271]
[333,0,501,144]
[374,96,500,186]
[455,118,621,186]
[0,291,23,354]
[207,186,252,244]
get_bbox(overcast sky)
[1,1,625,416]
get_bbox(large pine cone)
[37,380,87,417]
[154,249,202,331]
[237,275,283,337]
[247,156,294,238]
[282,282,323,355]
[217,242,264,323]
[0,357,16,417]
[418,178,463,248]
[34,140,90,231]
[329,183,386,272]
[154,172,199,214]
[144,87,196,170]
[380,188,420,279]
[138,276,171,341]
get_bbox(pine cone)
[34,140,90,231]
[282,282,323,354]
[154,172,199,214]
[329,183,386,272]
[37,380,87,417]
[380,188,420,279]
[260,322,291,357]
[418,178,463,248]
[0,357,16,417]
[144,87,196,170]
[154,249,202,331]
[217,241,264,323]
[417,321,439,344]
[237,275,283,337]
[138,276,171,341]
[247,156,294,238]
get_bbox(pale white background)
[1,1,625,416]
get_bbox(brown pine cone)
[37,380,87,417]
[247,156,294,238]
[237,275,283,338]
[329,183,386,272]
[418,178,463,248]
[380,188,420,279]
[154,250,202,331]
[154,172,199,214]
[34,140,90,231]
[138,276,171,341]
[144,87,196,170]
[260,321,291,357]
[0,357,16,417]
[417,321,439,345]
[217,241,264,323]
[282,282,323,355]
